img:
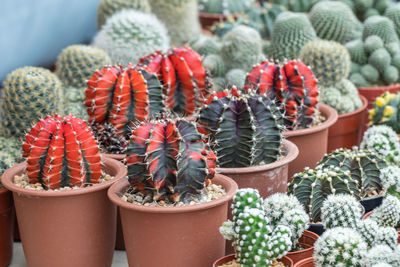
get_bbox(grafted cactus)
[85,65,164,137]
[22,115,102,190]
[245,60,319,130]
[139,47,212,115]
[126,115,216,202]
[197,87,283,168]
[321,194,363,229]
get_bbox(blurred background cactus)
[369,92,400,133]
[198,0,254,15]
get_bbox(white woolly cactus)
[365,244,400,266]
[357,218,380,249]
[375,227,399,250]
[370,195,400,227]
[321,194,363,230]
[380,166,400,197]
[313,227,367,267]
[361,125,400,164]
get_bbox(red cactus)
[85,65,164,136]
[22,115,102,190]
[139,47,212,116]
[245,60,319,130]
[126,116,216,202]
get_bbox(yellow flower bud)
[369,109,376,120]
[384,93,397,102]
[375,97,386,107]
[383,106,395,117]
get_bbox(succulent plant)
[268,11,317,60]
[363,16,399,44]
[55,45,111,88]
[126,115,216,202]
[225,68,247,88]
[300,40,351,87]
[369,92,400,133]
[358,218,380,248]
[0,151,16,187]
[85,65,165,137]
[379,166,400,198]
[197,88,283,168]
[92,10,170,65]
[198,0,254,15]
[369,195,400,228]
[265,0,321,12]
[203,54,226,78]
[313,227,367,267]
[374,227,399,250]
[90,122,128,154]
[96,0,151,28]
[360,125,400,164]
[364,35,385,54]
[138,47,212,116]
[245,60,319,130]
[22,115,102,190]
[346,39,368,65]
[149,0,201,46]
[365,244,400,266]
[0,66,63,139]
[189,35,221,57]
[385,3,400,38]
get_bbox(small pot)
[108,174,238,267]
[213,254,294,267]
[198,12,239,29]
[104,153,125,162]
[293,257,315,267]
[360,195,384,213]
[286,230,319,264]
[216,139,298,199]
[307,223,325,236]
[327,95,368,153]
[1,157,127,267]
[0,187,14,267]
[284,104,339,178]
[363,211,400,243]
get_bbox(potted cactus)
[197,87,298,198]
[369,91,400,134]
[245,59,338,177]
[1,114,127,267]
[107,115,238,267]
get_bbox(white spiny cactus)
[370,195,400,227]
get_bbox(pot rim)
[107,173,238,214]
[337,94,368,119]
[1,156,126,198]
[357,83,400,90]
[103,153,125,161]
[284,103,338,137]
[216,139,298,174]
[287,230,318,256]
[293,257,314,267]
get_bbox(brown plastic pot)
[363,211,400,243]
[293,257,315,267]
[286,230,319,264]
[284,104,338,178]
[213,254,294,267]
[327,95,368,153]
[216,139,298,199]
[0,187,13,267]
[198,12,239,29]
[1,156,127,267]
[108,174,237,267]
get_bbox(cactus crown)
[369,92,400,133]
[245,60,319,130]
[125,115,216,202]
[22,115,102,190]
[197,87,283,168]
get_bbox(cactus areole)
[126,115,216,202]
[22,115,102,190]
[245,60,319,130]
[138,47,212,116]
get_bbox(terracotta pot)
[363,211,400,243]
[216,139,298,199]
[327,95,368,153]
[1,157,127,267]
[293,257,315,267]
[108,174,238,267]
[198,12,239,29]
[104,153,125,162]
[213,254,294,267]
[286,230,319,264]
[0,187,13,267]
[284,104,338,178]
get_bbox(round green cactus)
[198,0,254,15]
[385,42,400,57]
[370,195,400,228]
[364,35,384,54]
[321,194,363,229]
[212,77,227,91]
[96,0,151,28]
[55,45,111,88]
[385,3,400,37]
[346,39,368,65]
[320,79,362,114]
[203,54,226,77]
[368,48,391,73]
[319,87,342,112]
[267,0,321,12]
[225,68,247,88]
[300,40,351,87]
[363,15,399,44]
[0,66,63,138]
[350,72,371,87]
[92,10,170,65]
[361,64,380,83]
[358,218,380,248]
[189,35,221,57]
[383,65,399,84]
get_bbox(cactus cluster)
[126,115,216,202]
[245,60,319,130]
[369,91,400,133]
[360,125,400,164]
[198,0,254,15]
[92,10,170,65]
[349,0,392,22]
[22,115,102,190]
[365,245,400,266]
[197,88,283,168]
[264,0,321,12]
[0,66,63,139]
[385,3,400,38]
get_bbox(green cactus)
[63,102,89,121]
[266,0,321,12]
[361,64,380,83]
[189,35,221,57]
[369,195,400,228]
[0,136,22,164]
[369,91,400,133]
[0,66,63,139]
[269,11,316,60]
[385,42,400,56]
[385,3,400,38]
[358,218,380,248]
[92,10,170,65]
[351,62,361,74]
[313,227,367,267]
[198,0,254,15]
[225,68,247,88]
[212,77,227,91]
[319,87,342,112]
[197,88,283,168]
[350,73,371,87]
[203,54,226,78]
[320,79,362,114]
[364,35,384,54]
[149,0,201,46]
[368,48,391,73]
[0,151,15,187]
[220,25,263,71]
[96,0,151,28]
[363,16,399,44]
[383,65,399,84]
[392,54,400,71]
[300,40,351,87]
[346,39,368,65]
[309,1,359,44]
[353,0,391,21]
[55,45,111,88]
